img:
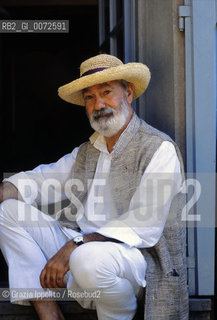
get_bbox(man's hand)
[40,233,120,289]
[0,182,22,203]
[40,240,77,289]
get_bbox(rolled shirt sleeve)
[3,139,183,249]
[97,142,183,248]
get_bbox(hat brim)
[58,63,151,106]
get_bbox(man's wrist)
[83,232,121,244]
[69,233,122,247]
[66,240,79,251]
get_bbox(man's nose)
[94,96,105,110]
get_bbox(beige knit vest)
[60,113,188,319]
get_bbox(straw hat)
[58,54,151,106]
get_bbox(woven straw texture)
[58,54,151,106]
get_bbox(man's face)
[83,80,132,137]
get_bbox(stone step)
[0,301,97,320]
[0,298,213,320]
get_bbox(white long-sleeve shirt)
[4,133,182,249]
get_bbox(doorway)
[0,1,98,285]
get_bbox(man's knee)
[0,199,29,225]
[0,199,20,216]
[69,242,120,289]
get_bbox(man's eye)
[104,90,111,95]
[84,95,93,100]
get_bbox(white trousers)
[0,199,146,320]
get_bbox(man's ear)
[126,83,134,104]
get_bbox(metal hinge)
[178,5,191,31]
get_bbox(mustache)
[92,107,115,120]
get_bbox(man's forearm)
[0,182,22,203]
[83,232,121,244]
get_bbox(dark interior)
[0,4,99,284]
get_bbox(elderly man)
[0,54,188,320]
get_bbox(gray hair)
[119,80,130,90]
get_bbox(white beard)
[87,98,130,137]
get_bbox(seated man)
[0,54,188,320]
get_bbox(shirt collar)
[89,132,109,154]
